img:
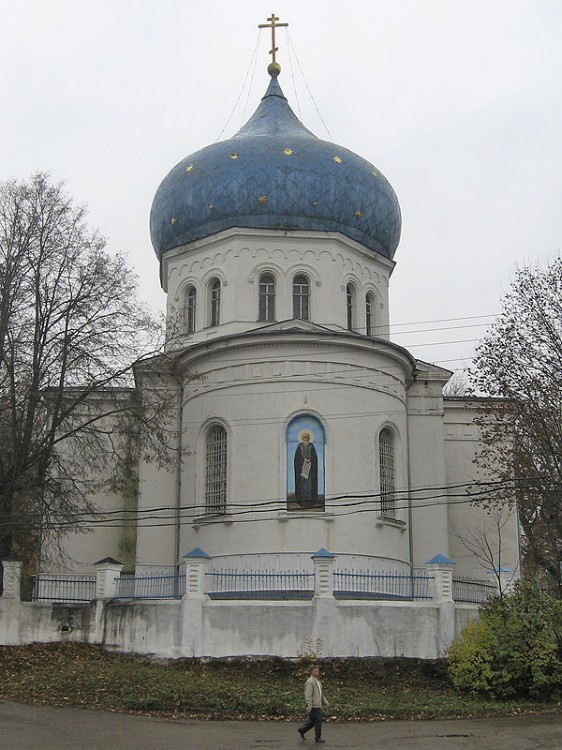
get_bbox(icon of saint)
[294,431,318,507]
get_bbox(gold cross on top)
[258,13,288,76]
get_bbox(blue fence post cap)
[1,553,21,562]
[425,553,454,566]
[94,557,122,566]
[183,547,211,559]
[312,548,334,559]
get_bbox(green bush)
[448,581,562,699]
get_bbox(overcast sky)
[1,0,560,369]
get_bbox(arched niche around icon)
[286,415,325,511]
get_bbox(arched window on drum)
[346,283,358,331]
[258,273,276,322]
[208,278,221,327]
[365,291,377,337]
[205,424,227,514]
[379,427,395,517]
[185,285,197,333]
[293,274,310,321]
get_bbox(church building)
[56,17,519,622]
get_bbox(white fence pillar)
[182,548,211,599]
[312,548,335,598]
[426,553,456,655]
[425,553,454,602]
[1,557,22,601]
[94,557,123,599]
[492,566,515,596]
[180,548,212,658]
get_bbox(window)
[258,273,276,322]
[205,425,227,514]
[186,285,197,333]
[209,278,221,327]
[293,275,310,321]
[346,283,357,331]
[379,428,395,517]
[365,292,375,336]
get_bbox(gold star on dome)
[258,195,268,204]
[185,164,194,173]
[283,148,293,155]
[354,210,362,219]
[312,200,318,207]
[170,217,177,225]
[230,152,238,160]
[333,155,342,164]
[371,169,378,178]
[209,204,215,210]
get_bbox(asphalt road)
[1,700,560,750]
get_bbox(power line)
[389,313,498,329]
[3,476,520,531]
[215,32,261,141]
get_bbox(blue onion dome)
[150,75,401,260]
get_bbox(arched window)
[258,273,276,322]
[186,285,197,333]
[346,283,357,331]
[379,427,395,517]
[365,292,375,337]
[293,274,310,321]
[209,278,221,327]
[205,425,227,514]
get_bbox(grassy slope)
[0,643,560,720]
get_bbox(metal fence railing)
[15,569,499,605]
[205,569,314,599]
[333,570,433,600]
[452,576,496,604]
[25,574,96,602]
[115,573,185,600]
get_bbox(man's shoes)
[315,740,326,744]
[298,729,306,739]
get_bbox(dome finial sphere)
[268,61,281,77]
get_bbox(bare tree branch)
[470,259,562,595]
[0,173,172,571]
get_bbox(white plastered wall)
[443,399,520,581]
[175,334,413,568]
[161,228,394,346]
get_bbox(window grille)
[379,427,395,517]
[186,285,197,333]
[210,279,221,326]
[258,273,276,322]
[205,425,227,513]
[293,275,310,320]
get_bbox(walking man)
[298,665,329,743]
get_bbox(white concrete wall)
[0,595,478,660]
[188,599,446,659]
[0,599,94,646]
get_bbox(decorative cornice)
[162,227,396,276]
